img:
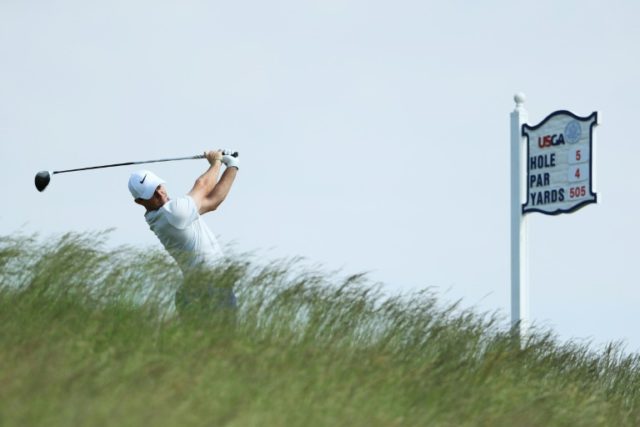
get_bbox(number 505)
[569,186,586,198]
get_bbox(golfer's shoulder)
[164,195,198,228]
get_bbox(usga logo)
[538,134,565,148]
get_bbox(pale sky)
[2,0,639,350]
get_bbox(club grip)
[194,151,238,159]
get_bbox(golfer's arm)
[202,167,238,213]
[188,161,222,211]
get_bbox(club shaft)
[52,154,209,175]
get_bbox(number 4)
[575,168,581,179]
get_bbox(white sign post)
[511,93,529,339]
[510,93,599,341]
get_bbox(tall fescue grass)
[1,231,639,426]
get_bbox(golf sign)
[509,94,601,340]
[522,110,598,215]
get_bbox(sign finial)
[514,92,526,107]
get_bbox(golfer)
[128,150,239,318]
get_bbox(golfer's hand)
[205,150,223,165]
[222,152,240,170]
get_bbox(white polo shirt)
[144,195,224,274]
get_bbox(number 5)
[576,150,581,161]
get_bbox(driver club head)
[35,171,51,192]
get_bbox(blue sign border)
[522,110,598,216]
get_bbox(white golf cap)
[128,170,165,200]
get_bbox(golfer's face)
[153,184,169,204]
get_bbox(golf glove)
[222,154,240,169]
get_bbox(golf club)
[35,151,239,192]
